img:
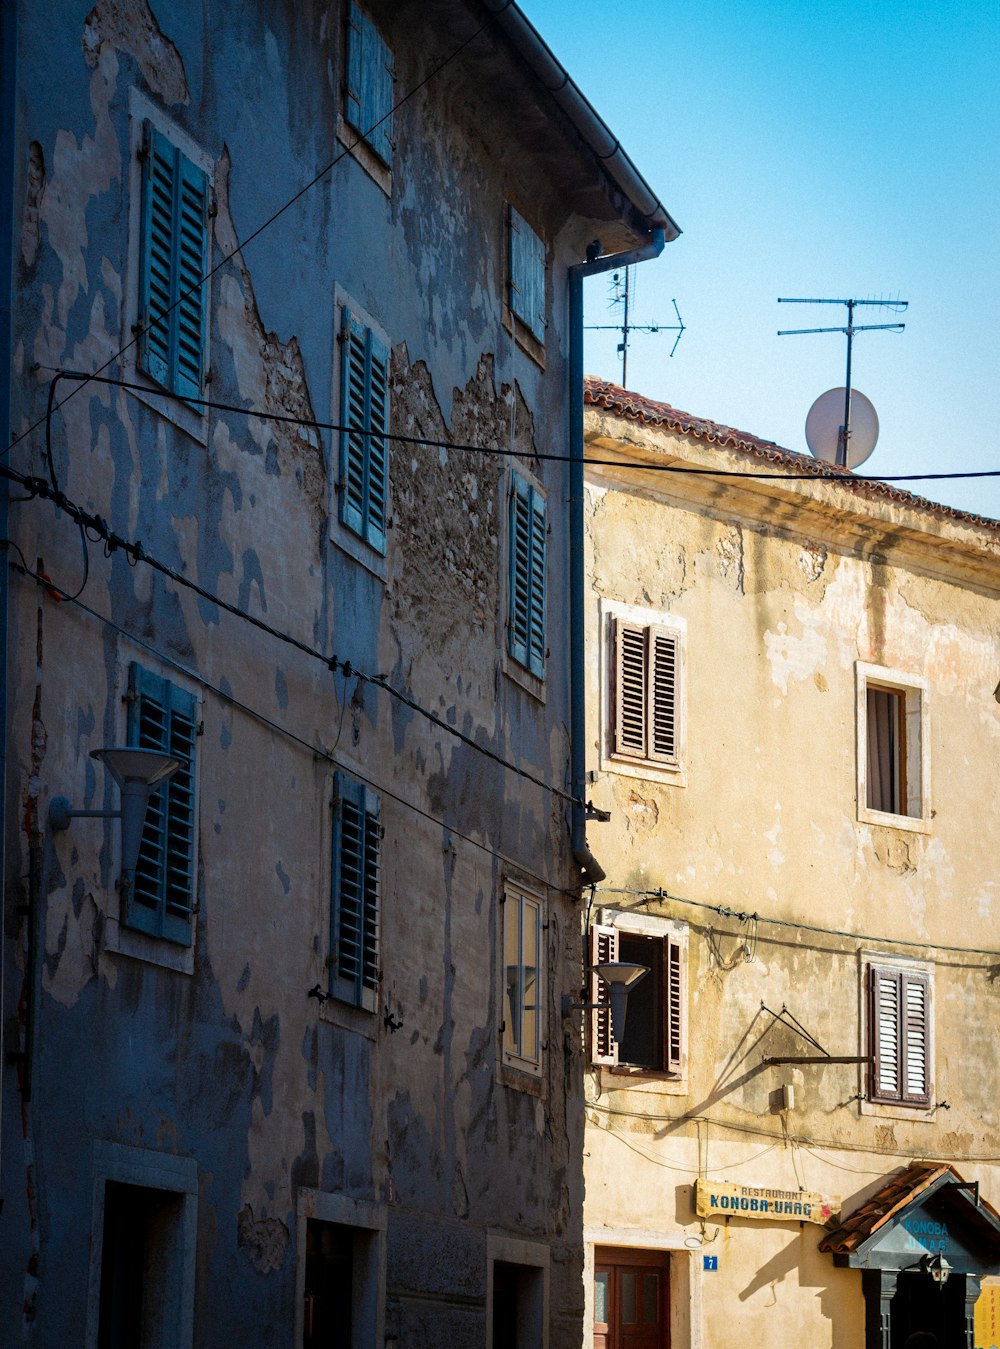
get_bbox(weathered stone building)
[578,379,1000,1348]
[0,3,679,1343]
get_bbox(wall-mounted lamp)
[922,1251,951,1288]
[49,747,184,877]
[562,961,649,1043]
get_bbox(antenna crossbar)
[776,294,908,467]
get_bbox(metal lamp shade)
[90,747,184,876]
[594,961,649,1044]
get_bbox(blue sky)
[526,0,1000,519]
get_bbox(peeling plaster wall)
[0,1,634,1343]
[581,419,1000,1347]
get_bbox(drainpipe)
[0,0,18,1184]
[568,228,666,887]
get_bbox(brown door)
[594,1247,670,1349]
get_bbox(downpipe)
[567,228,666,887]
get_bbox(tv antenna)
[777,296,907,467]
[586,266,685,388]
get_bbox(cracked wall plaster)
[83,0,190,106]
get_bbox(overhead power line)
[30,370,1000,490]
[2,462,583,809]
[4,4,513,462]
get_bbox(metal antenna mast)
[586,266,686,388]
[777,297,906,467]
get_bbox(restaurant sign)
[696,1179,839,1226]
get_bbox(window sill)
[596,1065,688,1094]
[859,1098,937,1124]
[857,806,930,835]
[499,1058,545,1097]
[318,995,379,1039]
[502,650,546,704]
[103,915,195,975]
[501,309,546,370]
[330,523,389,582]
[337,116,392,197]
[599,756,687,789]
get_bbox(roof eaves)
[481,3,680,240]
[584,377,1000,534]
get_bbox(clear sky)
[526,0,1000,520]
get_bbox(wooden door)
[594,1248,670,1349]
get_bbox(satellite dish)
[805,387,879,469]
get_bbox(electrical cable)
[32,369,1000,490]
[7,556,579,900]
[1,491,585,808]
[598,885,1000,960]
[4,6,514,464]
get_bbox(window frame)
[124,661,199,947]
[600,599,686,783]
[856,662,930,832]
[337,2,394,195]
[123,88,214,446]
[865,960,933,1110]
[329,773,381,1012]
[505,470,547,687]
[500,882,546,1077]
[590,911,687,1082]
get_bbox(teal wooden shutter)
[331,775,381,1008]
[138,123,209,404]
[126,664,197,944]
[345,3,394,165]
[339,309,389,553]
[508,207,546,343]
[508,474,546,678]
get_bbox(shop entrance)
[594,1247,670,1349]
[889,1267,968,1347]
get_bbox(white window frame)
[856,662,930,832]
[123,87,214,447]
[500,881,546,1078]
[600,599,686,785]
[590,909,688,1088]
[859,952,935,1121]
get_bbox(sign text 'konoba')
[695,1179,839,1226]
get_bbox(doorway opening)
[594,1246,670,1349]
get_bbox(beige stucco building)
[578,378,1000,1349]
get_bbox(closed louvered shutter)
[339,309,389,553]
[508,475,546,678]
[870,966,931,1105]
[613,620,678,764]
[345,3,394,165]
[126,664,197,945]
[590,924,619,1066]
[138,123,208,403]
[508,206,545,343]
[331,775,381,1009]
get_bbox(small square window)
[507,473,546,681]
[867,963,932,1107]
[856,663,929,829]
[343,3,394,166]
[330,775,381,1011]
[501,885,545,1074]
[125,662,198,946]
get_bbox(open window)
[590,921,685,1076]
[857,663,929,829]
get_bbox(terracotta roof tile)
[819,1164,961,1255]
[584,377,1000,534]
